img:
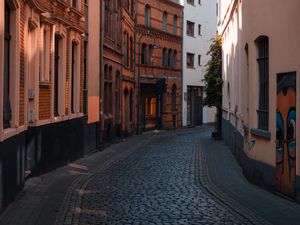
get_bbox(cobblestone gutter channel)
[196,141,273,225]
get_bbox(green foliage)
[203,34,223,108]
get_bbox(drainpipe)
[181,9,184,128]
[134,0,138,134]
[99,0,104,149]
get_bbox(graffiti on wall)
[276,72,296,197]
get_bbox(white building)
[182,0,217,126]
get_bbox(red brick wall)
[137,0,183,129]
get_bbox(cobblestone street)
[1,127,300,225]
[77,129,253,225]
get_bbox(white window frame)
[0,0,22,141]
[52,24,67,122]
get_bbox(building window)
[187,21,194,36]
[173,15,178,35]
[168,49,172,68]
[124,0,129,10]
[115,71,120,121]
[187,0,194,5]
[130,89,133,122]
[162,11,168,32]
[72,0,77,8]
[83,41,88,116]
[104,66,113,114]
[70,41,78,113]
[130,37,133,69]
[124,33,129,67]
[256,36,269,130]
[199,0,201,5]
[172,84,177,111]
[162,48,168,67]
[3,2,12,128]
[145,5,151,27]
[148,45,153,65]
[104,0,113,37]
[173,50,177,69]
[198,24,202,36]
[131,0,134,16]
[126,33,129,67]
[187,53,194,68]
[198,55,201,66]
[54,35,60,116]
[141,43,147,65]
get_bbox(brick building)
[121,0,136,136]
[0,0,85,211]
[99,0,138,143]
[136,0,183,131]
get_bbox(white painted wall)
[182,0,217,126]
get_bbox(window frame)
[187,20,195,37]
[186,52,195,68]
[256,36,269,131]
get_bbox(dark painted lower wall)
[83,121,99,154]
[27,118,85,175]
[0,118,87,212]
[222,118,300,201]
[222,118,276,192]
[0,132,26,211]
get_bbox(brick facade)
[137,0,183,130]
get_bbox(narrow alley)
[1,127,300,225]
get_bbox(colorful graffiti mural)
[276,72,296,197]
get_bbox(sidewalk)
[199,130,300,225]
[0,133,156,225]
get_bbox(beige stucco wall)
[87,0,100,124]
[219,0,300,176]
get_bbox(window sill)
[250,128,271,140]
[187,34,195,38]
[39,81,52,86]
[187,66,195,69]
[1,125,26,142]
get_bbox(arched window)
[168,49,172,68]
[173,15,178,34]
[148,45,153,65]
[145,5,151,27]
[162,11,168,32]
[172,84,177,111]
[173,50,177,69]
[141,43,147,65]
[256,36,269,130]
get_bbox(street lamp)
[137,30,158,134]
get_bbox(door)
[276,72,296,198]
[194,96,203,125]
